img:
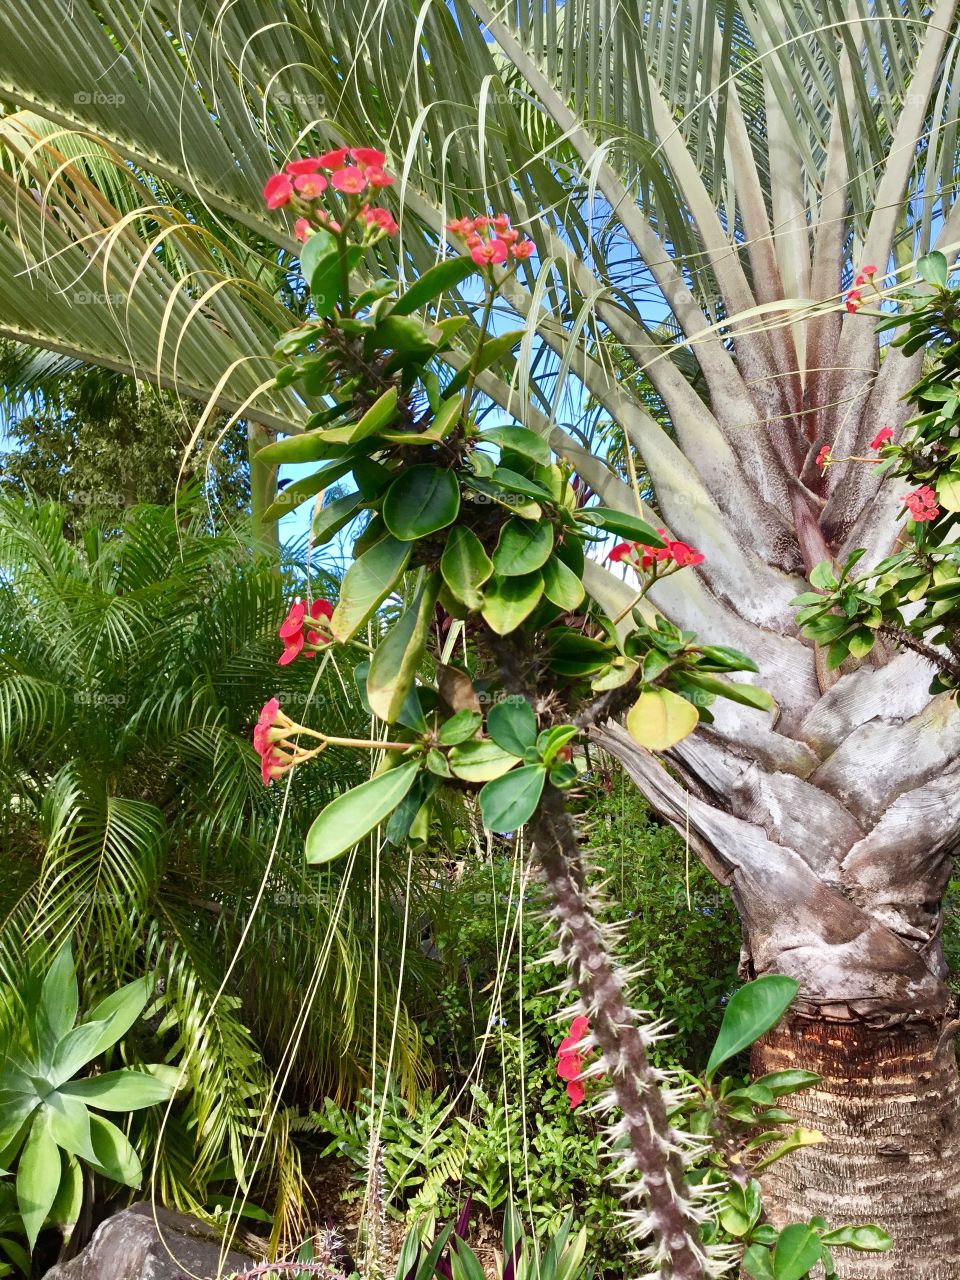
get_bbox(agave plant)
[0,940,179,1250]
[0,492,431,1231]
[1,2,960,1273]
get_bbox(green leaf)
[480,572,544,635]
[541,556,586,611]
[576,507,665,545]
[684,673,775,713]
[448,330,526,394]
[819,1226,892,1253]
[330,536,412,642]
[447,739,520,782]
[752,1070,821,1097]
[490,467,553,501]
[538,725,579,765]
[310,244,363,316]
[625,688,699,750]
[60,1068,179,1111]
[488,698,538,756]
[772,1224,822,1280]
[366,575,439,723]
[87,1113,142,1187]
[383,467,460,541]
[440,526,494,607]
[437,710,483,745]
[17,1112,61,1249]
[809,561,837,590]
[936,472,960,513]
[752,1127,825,1172]
[742,1244,775,1280]
[479,765,546,833]
[299,228,337,286]
[478,426,551,465]
[37,941,78,1054]
[449,1238,487,1280]
[51,1018,125,1086]
[263,455,362,521]
[492,518,554,576]
[706,976,800,1079]
[47,1153,82,1230]
[304,760,422,864]
[918,251,948,287]
[391,256,477,315]
[82,979,150,1056]
[311,491,365,546]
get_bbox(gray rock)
[43,1202,259,1280]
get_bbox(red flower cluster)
[902,485,939,522]
[557,1016,590,1108]
[253,697,288,786]
[845,264,877,313]
[278,598,333,666]
[815,444,833,470]
[445,213,534,266]
[262,147,397,241]
[870,426,894,450]
[608,528,705,571]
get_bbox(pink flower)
[557,1016,590,1109]
[862,264,878,276]
[854,273,866,287]
[263,173,293,209]
[253,697,281,755]
[331,166,368,194]
[303,598,334,657]
[293,172,327,199]
[470,238,509,266]
[870,426,894,450]
[815,444,832,470]
[364,167,394,188]
[278,598,333,665]
[350,146,386,167]
[492,214,511,232]
[294,218,314,242]
[902,485,939,522]
[253,699,288,786]
[285,156,323,176]
[445,217,476,236]
[317,147,350,170]
[498,228,520,245]
[511,240,534,260]
[473,216,490,230]
[666,538,705,567]
[362,205,398,236]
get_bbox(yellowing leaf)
[625,688,699,750]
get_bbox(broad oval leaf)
[936,472,960,512]
[480,572,544,635]
[542,556,585,611]
[330,535,412,642]
[625,688,699,751]
[391,256,477,315]
[706,975,800,1079]
[383,466,460,540]
[479,765,546,833]
[488,698,538,757]
[492,518,554,576]
[447,740,519,782]
[576,507,665,546]
[366,575,440,723]
[771,1224,822,1280]
[752,1070,821,1097]
[438,709,483,745]
[441,526,494,606]
[304,760,422,864]
[819,1225,892,1253]
[479,426,551,466]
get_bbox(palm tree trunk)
[752,1018,960,1279]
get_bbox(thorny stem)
[880,622,960,683]
[489,632,710,1280]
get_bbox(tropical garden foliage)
[2,1,960,1278]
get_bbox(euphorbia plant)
[255,148,782,1278]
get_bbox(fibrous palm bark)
[2,0,960,1271]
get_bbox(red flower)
[362,205,399,236]
[293,172,327,199]
[350,146,386,167]
[331,166,368,194]
[278,598,333,665]
[557,1016,590,1109]
[854,273,866,287]
[445,217,476,236]
[364,167,394,188]
[253,698,288,786]
[471,238,509,266]
[608,541,640,563]
[285,156,323,176]
[511,240,534,260]
[845,290,861,314]
[815,444,832,470]
[902,485,939,522]
[263,173,293,209]
[303,598,334,657]
[870,426,894,450]
[862,264,878,276]
[473,216,490,230]
[294,218,314,242]
[666,539,705,567]
[317,147,350,170]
